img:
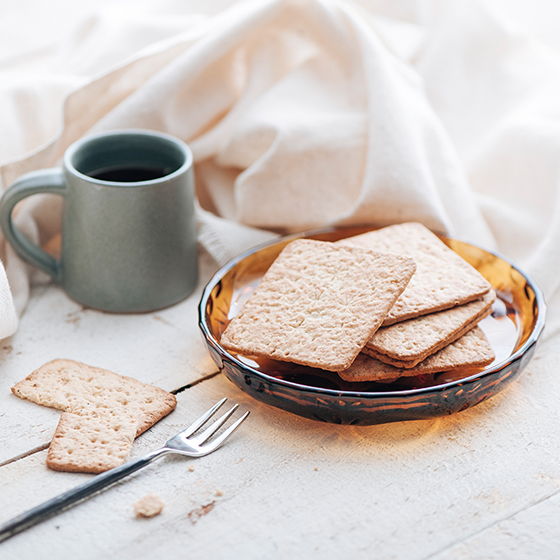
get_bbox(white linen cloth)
[1,0,559,340]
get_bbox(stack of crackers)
[12,359,176,473]
[221,223,496,382]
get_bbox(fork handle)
[0,448,169,543]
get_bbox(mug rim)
[63,129,193,188]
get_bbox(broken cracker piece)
[134,494,164,518]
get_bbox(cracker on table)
[47,411,138,474]
[339,327,495,382]
[220,239,415,371]
[11,359,176,436]
[338,223,491,325]
[365,291,496,367]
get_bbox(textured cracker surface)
[366,291,496,366]
[339,327,495,382]
[220,239,415,371]
[338,223,491,324]
[134,494,165,518]
[47,412,138,474]
[11,359,176,436]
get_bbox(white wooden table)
[1,252,559,560]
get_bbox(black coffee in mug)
[89,166,171,182]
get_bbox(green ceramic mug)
[0,130,198,312]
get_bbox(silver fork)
[0,398,249,543]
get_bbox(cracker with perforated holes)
[220,239,415,371]
[339,327,495,382]
[11,359,176,436]
[47,411,138,473]
[338,223,491,325]
[364,290,496,368]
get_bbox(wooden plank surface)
[1,256,559,558]
[432,490,560,559]
[1,346,560,559]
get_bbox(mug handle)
[0,168,66,281]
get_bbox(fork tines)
[177,398,249,451]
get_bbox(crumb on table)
[134,494,164,518]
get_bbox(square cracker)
[365,290,496,368]
[47,411,138,474]
[338,223,491,325]
[220,239,415,371]
[339,327,495,382]
[11,359,176,436]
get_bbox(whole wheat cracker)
[338,223,491,325]
[220,239,415,371]
[364,318,484,369]
[11,359,176,436]
[47,411,138,474]
[365,290,496,368]
[339,327,495,382]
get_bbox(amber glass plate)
[198,227,546,425]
